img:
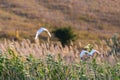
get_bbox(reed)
[0,38,119,80]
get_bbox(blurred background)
[0,0,119,42]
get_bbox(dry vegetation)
[0,0,120,41]
[0,39,117,64]
[0,38,119,79]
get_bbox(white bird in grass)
[80,44,101,59]
[35,27,51,39]
[80,49,100,59]
[35,27,51,43]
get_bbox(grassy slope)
[0,0,120,41]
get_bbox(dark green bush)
[53,27,77,46]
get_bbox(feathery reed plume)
[0,39,118,63]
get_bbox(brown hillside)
[0,0,120,41]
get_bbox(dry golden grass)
[0,39,116,64]
[0,40,119,80]
[0,0,120,41]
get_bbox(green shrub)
[53,27,77,46]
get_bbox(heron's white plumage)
[80,50,89,57]
[35,27,51,39]
[80,49,100,58]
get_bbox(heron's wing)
[46,31,51,37]
[35,28,44,39]
[37,28,44,34]
[80,50,89,57]
[35,32,39,39]
[42,28,51,37]
[88,49,100,55]
[95,50,100,54]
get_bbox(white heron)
[35,27,51,43]
[80,44,101,59]
[80,49,100,59]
